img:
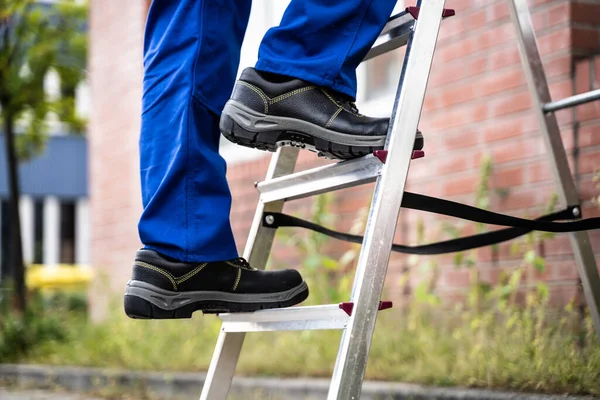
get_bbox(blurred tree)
[0,0,87,312]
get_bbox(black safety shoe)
[124,249,309,319]
[220,67,423,160]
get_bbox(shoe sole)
[220,100,424,160]
[123,280,310,319]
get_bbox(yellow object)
[26,264,93,290]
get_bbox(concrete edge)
[0,364,597,400]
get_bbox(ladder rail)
[199,147,300,400]
[508,0,600,341]
[327,0,446,398]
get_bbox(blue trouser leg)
[138,0,251,262]
[138,0,394,262]
[256,0,398,99]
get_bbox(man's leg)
[125,0,309,319]
[220,0,423,159]
[139,0,248,263]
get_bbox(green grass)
[6,296,599,397]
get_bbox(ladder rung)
[256,154,383,203]
[363,7,455,62]
[543,88,600,113]
[363,10,415,62]
[218,305,349,332]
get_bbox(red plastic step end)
[339,302,354,316]
[339,301,394,316]
[373,150,425,163]
[406,6,456,19]
[406,6,420,19]
[442,8,456,18]
[412,150,425,159]
[373,150,388,163]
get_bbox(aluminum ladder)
[199,0,600,398]
[200,1,451,399]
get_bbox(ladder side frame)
[199,147,300,400]
[327,1,447,398]
[508,0,600,340]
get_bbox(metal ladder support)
[327,0,446,397]
[508,0,600,340]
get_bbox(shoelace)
[325,89,360,114]
[230,257,255,270]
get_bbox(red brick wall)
[89,0,600,317]
[88,0,147,320]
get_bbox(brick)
[578,148,600,174]
[571,2,600,26]
[438,36,479,63]
[548,285,581,307]
[443,174,478,196]
[479,67,525,97]
[575,59,592,93]
[430,103,488,131]
[543,54,572,79]
[497,187,541,210]
[528,160,554,183]
[549,80,574,107]
[437,153,472,174]
[490,91,533,117]
[483,136,543,164]
[488,2,510,22]
[489,47,520,70]
[577,100,600,122]
[547,2,571,28]
[430,56,487,87]
[443,268,471,288]
[537,28,571,56]
[492,165,525,188]
[571,28,600,55]
[442,129,480,150]
[438,83,479,108]
[482,115,537,143]
[578,123,600,147]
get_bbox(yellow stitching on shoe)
[135,261,177,290]
[175,263,208,285]
[321,89,341,107]
[232,268,242,291]
[237,81,269,113]
[225,260,255,271]
[270,86,316,104]
[326,107,343,128]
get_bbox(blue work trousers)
[138,0,397,262]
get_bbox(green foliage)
[0,0,88,158]
[2,296,597,396]
[0,291,68,362]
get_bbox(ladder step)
[257,153,383,203]
[218,304,350,332]
[363,7,455,62]
[363,9,415,62]
[257,151,424,203]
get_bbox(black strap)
[261,192,600,255]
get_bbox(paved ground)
[0,388,107,400]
